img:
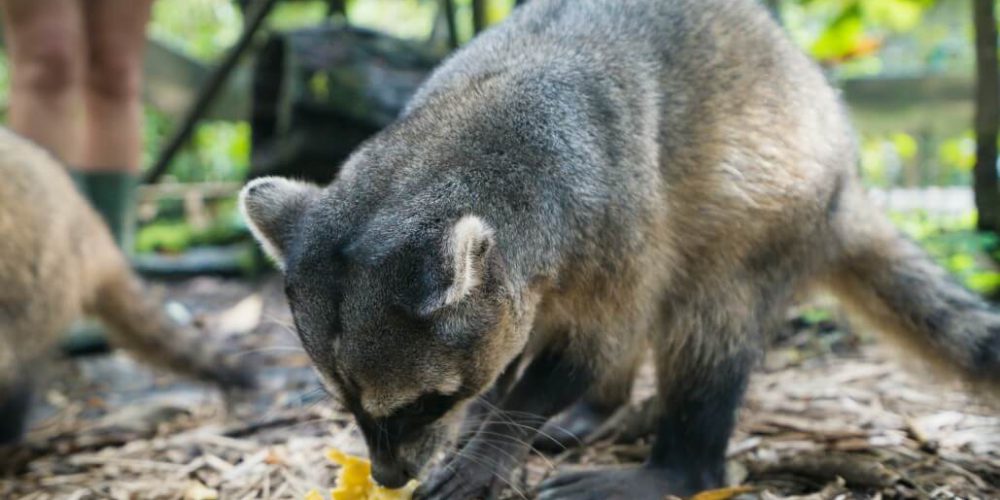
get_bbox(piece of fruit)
[304,450,419,500]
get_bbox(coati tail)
[827,189,1000,390]
[93,270,255,390]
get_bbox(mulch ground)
[1,275,997,499]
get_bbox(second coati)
[0,128,254,446]
[240,0,1000,498]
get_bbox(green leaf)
[948,253,975,272]
[800,308,833,324]
[810,4,865,61]
[967,272,1000,294]
[861,0,928,32]
[891,132,918,161]
[938,133,977,172]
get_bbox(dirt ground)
[1,275,997,499]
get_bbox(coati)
[239,0,1000,497]
[0,128,253,446]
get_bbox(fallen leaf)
[690,485,755,500]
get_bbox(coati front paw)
[414,451,513,500]
[538,465,694,500]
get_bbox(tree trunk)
[472,0,488,35]
[441,0,459,49]
[764,0,781,22]
[974,0,1000,231]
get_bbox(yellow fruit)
[305,450,419,500]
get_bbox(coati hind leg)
[538,293,766,499]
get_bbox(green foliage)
[859,130,982,188]
[0,51,10,119]
[891,210,1000,295]
[809,3,867,61]
[136,198,246,253]
[143,109,250,183]
[149,0,243,61]
[799,307,834,324]
[348,0,439,41]
[861,0,933,31]
[345,0,516,45]
[782,0,946,77]
[891,132,918,161]
[937,132,977,173]
[269,1,331,30]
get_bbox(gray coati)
[239,0,1000,497]
[0,128,253,446]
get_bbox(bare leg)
[80,0,154,172]
[1,0,85,163]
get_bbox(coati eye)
[399,398,426,417]
[394,391,461,421]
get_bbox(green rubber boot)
[64,170,138,355]
[77,171,138,255]
[69,170,88,197]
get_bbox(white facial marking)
[359,373,463,418]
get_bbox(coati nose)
[371,459,411,489]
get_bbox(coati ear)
[239,176,320,270]
[443,215,496,306]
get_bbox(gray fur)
[242,0,999,493]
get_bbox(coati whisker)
[465,431,558,472]
[447,448,528,500]
[472,397,575,451]
[459,436,525,469]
